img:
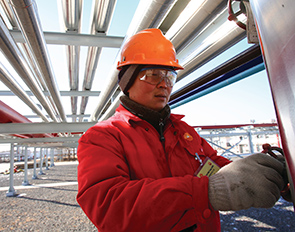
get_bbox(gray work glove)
[208,153,285,211]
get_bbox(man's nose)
[157,77,168,88]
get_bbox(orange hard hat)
[117,28,183,70]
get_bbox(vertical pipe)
[21,146,25,161]
[248,129,254,154]
[45,148,49,170]
[32,147,38,179]
[22,146,30,185]
[6,143,17,197]
[59,149,62,161]
[50,148,55,167]
[17,146,21,161]
[38,148,44,175]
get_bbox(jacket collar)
[120,95,170,129]
[116,96,185,126]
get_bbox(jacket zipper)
[159,118,172,176]
[159,118,168,159]
[159,119,165,144]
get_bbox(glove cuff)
[208,173,231,211]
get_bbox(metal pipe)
[38,147,44,175]
[22,146,30,185]
[69,45,80,121]
[0,0,47,89]
[0,100,55,140]
[45,148,49,170]
[247,129,254,153]
[98,92,122,122]
[0,100,32,123]
[50,148,55,167]
[0,0,18,29]
[177,31,246,81]
[90,0,178,121]
[61,0,82,30]
[166,0,227,51]
[6,143,17,197]
[0,90,100,97]
[170,62,265,109]
[0,16,58,122]
[61,0,83,121]
[20,43,48,91]
[0,0,59,118]
[32,147,38,179]
[92,0,117,33]
[170,45,261,101]
[10,0,67,121]
[79,0,117,120]
[0,63,50,122]
[176,7,246,81]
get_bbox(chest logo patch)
[183,132,193,141]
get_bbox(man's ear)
[125,88,130,97]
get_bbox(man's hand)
[208,153,285,211]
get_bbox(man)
[77,29,285,231]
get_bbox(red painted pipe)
[0,100,31,123]
[0,100,54,138]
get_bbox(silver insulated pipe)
[61,0,82,122]
[0,15,58,122]
[79,0,117,121]
[0,62,49,122]
[9,0,67,122]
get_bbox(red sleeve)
[76,127,215,232]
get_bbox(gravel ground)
[0,162,96,232]
[0,161,294,231]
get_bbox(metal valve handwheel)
[228,0,247,30]
[261,143,292,201]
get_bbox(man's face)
[127,68,173,111]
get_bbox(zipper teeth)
[159,120,165,142]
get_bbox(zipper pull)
[159,119,165,142]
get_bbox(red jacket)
[77,105,230,232]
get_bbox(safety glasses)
[139,67,177,87]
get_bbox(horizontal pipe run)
[170,61,265,109]
[0,136,80,145]
[200,130,279,138]
[0,122,96,134]
[23,114,91,119]
[194,123,278,130]
[170,45,261,101]
[0,90,100,97]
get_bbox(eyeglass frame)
[138,66,177,87]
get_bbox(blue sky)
[0,0,277,126]
[172,70,276,126]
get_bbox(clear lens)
[139,67,177,87]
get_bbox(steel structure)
[0,0,250,142]
[0,0,294,201]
